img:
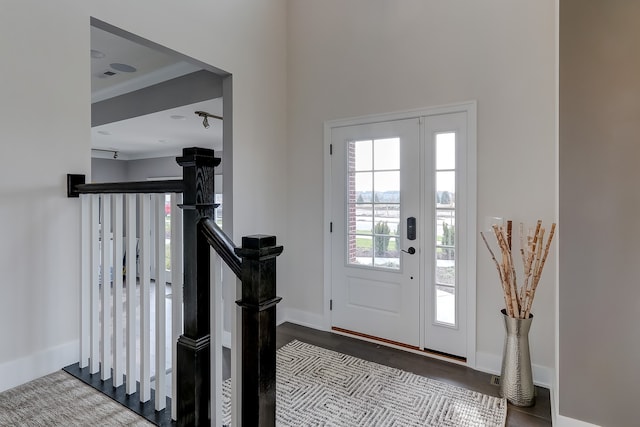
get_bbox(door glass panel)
[374,205,400,236]
[436,209,456,235]
[436,171,456,207]
[353,206,373,234]
[374,171,400,201]
[373,138,400,170]
[436,250,455,285]
[347,138,401,270]
[434,132,456,326]
[436,285,455,324]
[350,235,373,266]
[354,140,373,171]
[353,172,373,202]
[436,132,456,170]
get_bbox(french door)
[330,111,470,358]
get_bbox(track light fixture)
[195,110,222,129]
[92,148,119,159]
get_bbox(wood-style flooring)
[275,322,551,426]
[68,321,551,426]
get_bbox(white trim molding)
[475,351,552,389]
[0,340,78,393]
[323,101,477,365]
[280,307,325,331]
[555,415,601,427]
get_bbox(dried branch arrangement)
[481,220,556,319]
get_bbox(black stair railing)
[200,218,283,427]
[67,146,282,427]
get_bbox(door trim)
[323,101,477,368]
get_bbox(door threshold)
[331,327,420,351]
[422,347,466,363]
[331,327,467,365]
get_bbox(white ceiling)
[90,26,222,160]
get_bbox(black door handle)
[402,247,416,255]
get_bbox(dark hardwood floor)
[275,322,551,426]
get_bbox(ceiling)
[90,26,222,160]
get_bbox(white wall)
[0,0,287,391]
[125,156,182,181]
[284,0,557,376]
[91,155,222,182]
[91,158,127,182]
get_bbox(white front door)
[330,111,471,358]
[331,119,421,347]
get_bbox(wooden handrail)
[199,217,242,277]
[67,174,183,197]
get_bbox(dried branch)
[524,223,556,318]
[480,232,504,284]
[481,219,556,319]
[493,225,520,316]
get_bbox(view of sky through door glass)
[347,138,400,270]
[434,132,456,326]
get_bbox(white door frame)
[322,101,477,368]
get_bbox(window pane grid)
[347,138,400,270]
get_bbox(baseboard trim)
[475,350,552,389]
[555,415,601,427]
[280,307,325,330]
[0,340,78,393]
[552,381,601,426]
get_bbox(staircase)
[66,147,282,426]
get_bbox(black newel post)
[235,235,283,427]
[176,147,219,426]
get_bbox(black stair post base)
[176,336,211,427]
[236,235,284,427]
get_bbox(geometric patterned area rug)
[223,340,506,426]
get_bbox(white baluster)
[231,276,243,427]
[170,193,184,420]
[223,265,234,349]
[140,194,151,402]
[80,195,90,368]
[90,195,100,375]
[154,194,166,410]
[211,251,223,426]
[125,194,137,395]
[112,194,124,387]
[101,195,112,381]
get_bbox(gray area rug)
[223,340,506,426]
[0,370,153,426]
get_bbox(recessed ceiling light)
[91,49,106,59]
[110,63,137,73]
[159,139,170,144]
[97,130,111,135]
[170,115,186,120]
